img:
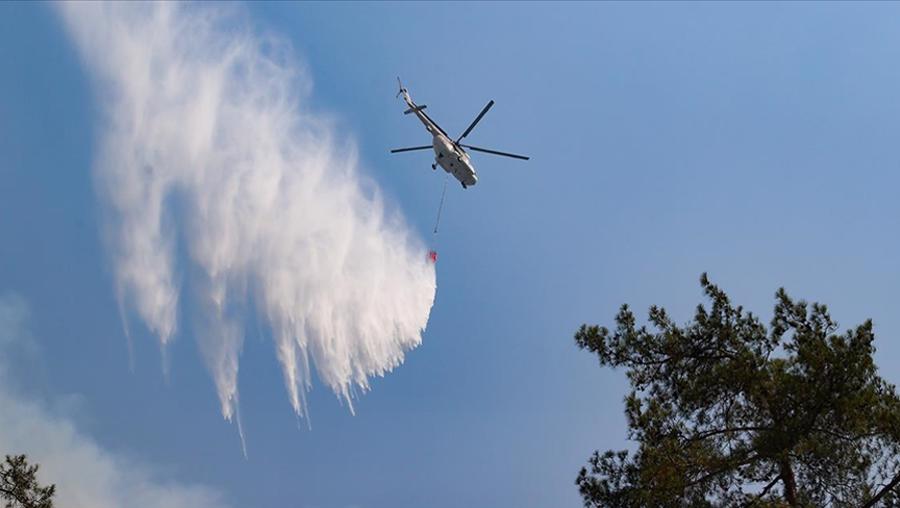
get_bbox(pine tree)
[575,274,900,507]
[0,455,54,508]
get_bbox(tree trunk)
[780,458,799,506]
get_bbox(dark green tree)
[575,274,900,507]
[0,455,54,508]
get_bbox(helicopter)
[390,78,529,189]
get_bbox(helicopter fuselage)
[430,133,477,188]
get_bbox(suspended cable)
[433,172,449,235]
[426,173,449,264]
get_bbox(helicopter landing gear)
[461,182,467,189]
[432,163,437,170]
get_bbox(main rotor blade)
[460,144,529,161]
[456,100,494,144]
[390,145,432,154]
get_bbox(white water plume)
[57,3,436,423]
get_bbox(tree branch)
[860,470,900,508]
[742,475,781,508]
[687,426,772,443]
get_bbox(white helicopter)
[391,78,529,189]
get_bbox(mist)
[56,3,436,425]
[0,293,231,508]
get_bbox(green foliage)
[0,455,54,508]
[575,274,900,507]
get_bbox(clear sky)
[3,2,900,507]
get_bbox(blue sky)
[3,2,900,507]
